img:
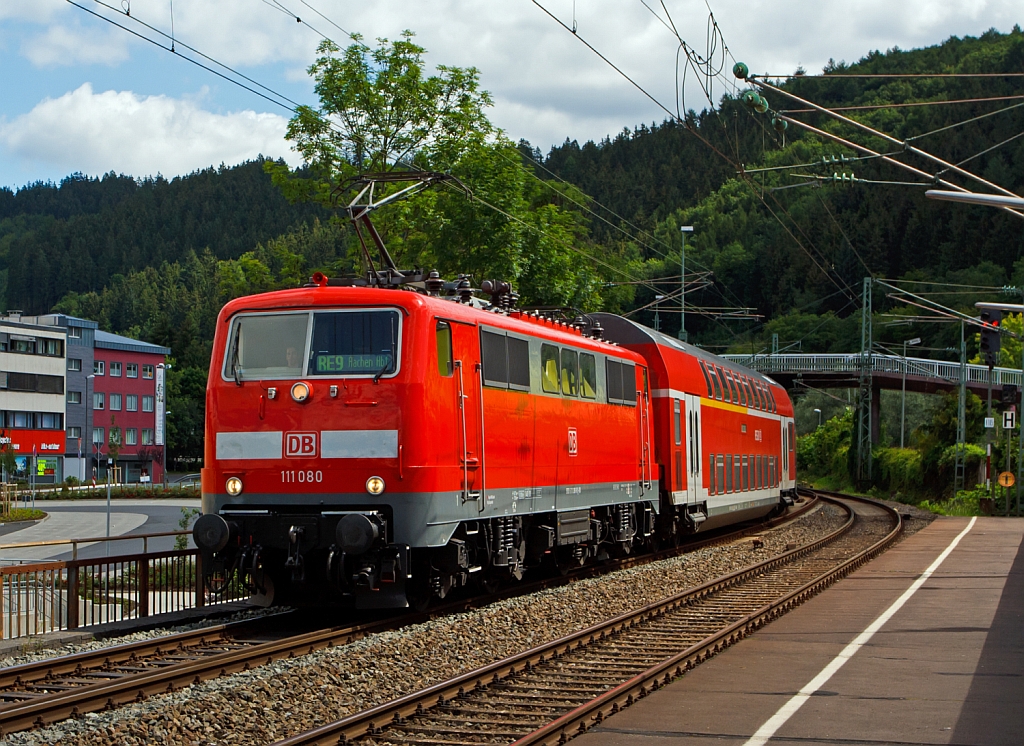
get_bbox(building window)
[142,395,154,412]
[126,394,138,412]
[40,338,63,356]
[142,429,154,445]
[93,392,105,410]
[125,428,138,446]
[39,413,62,429]
[68,426,82,439]
[142,365,154,379]
[12,339,35,354]
[92,427,104,444]
[110,362,122,377]
[68,326,83,339]
[109,428,121,445]
[68,391,82,404]
[127,363,138,378]
[68,358,82,372]
[110,393,122,411]
[94,360,105,375]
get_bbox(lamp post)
[86,374,96,484]
[654,295,666,331]
[814,408,822,428]
[157,363,171,487]
[901,337,922,448]
[679,226,693,342]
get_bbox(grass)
[0,508,47,522]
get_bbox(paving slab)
[575,516,1024,746]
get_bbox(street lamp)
[654,295,666,331]
[158,363,172,487]
[679,226,693,342]
[901,337,922,448]
[814,408,822,428]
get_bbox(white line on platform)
[743,516,978,746]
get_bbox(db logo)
[285,432,317,458]
[567,427,578,457]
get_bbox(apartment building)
[22,315,171,484]
[0,313,67,484]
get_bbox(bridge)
[721,353,1022,447]
[722,353,1023,396]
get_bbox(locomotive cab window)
[224,312,310,380]
[308,310,400,378]
[436,322,453,377]
[579,353,597,399]
[541,345,560,393]
[560,349,579,396]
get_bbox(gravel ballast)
[3,502,903,746]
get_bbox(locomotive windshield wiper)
[229,333,242,386]
[372,355,392,384]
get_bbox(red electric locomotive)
[193,175,796,610]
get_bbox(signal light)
[980,309,1002,367]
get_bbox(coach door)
[449,321,484,507]
[684,393,702,505]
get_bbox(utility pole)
[901,337,921,448]
[856,277,873,485]
[679,226,693,342]
[954,322,967,495]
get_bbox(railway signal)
[978,308,1002,368]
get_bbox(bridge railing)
[723,353,1023,387]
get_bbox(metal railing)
[723,352,1023,387]
[0,532,250,640]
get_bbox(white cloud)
[22,24,129,67]
[0,83,300,178]
[3,0,1022,161]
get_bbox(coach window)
[767,387,777,413]
[708,366,723,400]
[698,360,713,398]
[717,455,726,493]
[715,366,731,403]
[752,380,763,410]
[738,374,749,407]
[725,455,733,492]
[726,371,741,405]
[560,349,579,396]
[741,377,752,408]
[709,454,717,494]
[673,399,682,445]
[541,345,560,394]
[742,456,749,491]
[435,322,453,377]
[579,353,597,399]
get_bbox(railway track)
[270,491,901,746]
[0,495,818,737]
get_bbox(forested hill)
[531,27,1024,353]
[0,160,326,314]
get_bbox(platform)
[575,516,1024,746]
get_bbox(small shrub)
[920,486,988,516]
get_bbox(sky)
[0,0,1020,190]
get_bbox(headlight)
[291,381,312,403]
[365,476,385,495]
[225,476,243,496]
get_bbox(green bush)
[1,508,47,522]
[797,409,853,479]
[920,486,988,516]
[877,447,923,496]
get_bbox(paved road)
[0,499,202,563]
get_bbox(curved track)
[270,491,902,746]
[0,495,818,736]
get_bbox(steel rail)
[270,492,892,746]
[0,497,817,735]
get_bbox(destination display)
[314,353,393,374]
